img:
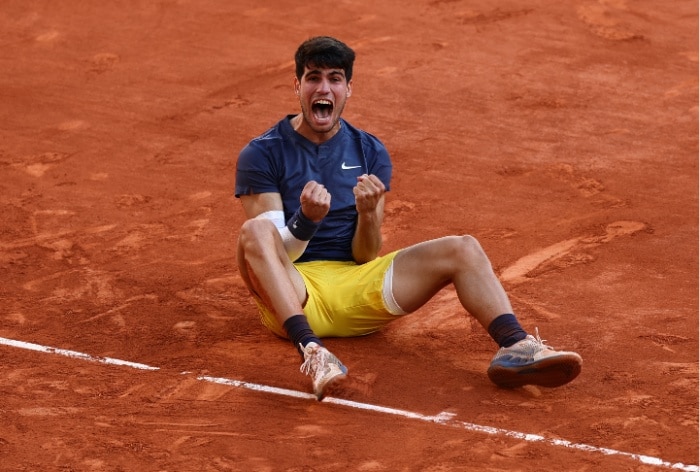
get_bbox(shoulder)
[341,121,391,165]
[342,119,387,151]
[238,117,295,163]
[244,117,291,149]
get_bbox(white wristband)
[256,210,309,262]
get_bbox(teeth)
[314,99,332,106]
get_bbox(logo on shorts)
[341,162,362,170]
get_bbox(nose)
[317,78,331,94]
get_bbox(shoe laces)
[533,327,547,346]
[525,327,557,354]
[496,327,554,361]
[299,343,328,378]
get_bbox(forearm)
[352,210,383,264]
[257,210,318,262]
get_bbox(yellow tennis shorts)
[255,250,401,338]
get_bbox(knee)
[453,234,491,267]
[238,217,278,254]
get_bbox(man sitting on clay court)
[234,35,582,399]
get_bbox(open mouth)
[312,99,333,121]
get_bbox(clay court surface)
[1,0,698,470]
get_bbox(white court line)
[0,337,159,371]
[1,336,697,472]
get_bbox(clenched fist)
[353,174,385,214]
[299,180,331,222]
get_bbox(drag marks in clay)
[576,1,645,41]
[500,220,647,284]
[5,151,72,178]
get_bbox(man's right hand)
[299,180,331,223]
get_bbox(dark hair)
[294,36,356,81]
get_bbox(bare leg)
[391,235,582,388]
[237,218,347,399]
[391,235,513,330]
[236,217,307,325]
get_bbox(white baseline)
[0,336,696,472]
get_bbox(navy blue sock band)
[283,314,323,357]
[487,313,527,348]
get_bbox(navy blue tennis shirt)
[235,116,392,262]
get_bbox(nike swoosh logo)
[341,162,362,170]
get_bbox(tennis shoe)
[487,328,582,388]
[300,342,348,400]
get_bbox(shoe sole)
[487,353,582,388]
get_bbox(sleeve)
[234,140,280,198]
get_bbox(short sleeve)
[234,140,280,198]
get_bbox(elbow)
[353,254,375,265]
[352,243,382,265]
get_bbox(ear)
[346,79,353,98]
[294,77,300,96]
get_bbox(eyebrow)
[304,68,346,78]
